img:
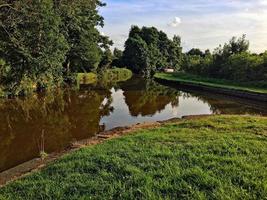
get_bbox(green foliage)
[121,78,180,116]
[77,68,132,86]
[54,0,111,73]
[0,0,112,96]
[155,72,267,94]
[112,48,124,68]
[0,115,267,199]
[187,48,205,57]
[123,35,150,75]
[182,35,267,82]
[113,48,123,59]
[99,49,113,69]
[77,73,98,85]
[98,68,133,84]
[0,0,69,95]
[122,26,182,77]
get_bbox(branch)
[0,4,17,11]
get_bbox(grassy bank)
[154,73,267,94]
[77,68,132,85]
[0,115,267,199]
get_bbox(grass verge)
[77,68,132,85]
[154,73,267,94]
[0,115,267,199]
[77,73,97,85]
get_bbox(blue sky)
[99,0,267,53]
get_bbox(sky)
[99,0,267,53]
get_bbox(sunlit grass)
[155,72,267,94]
[77,68,132,85]
[77,72,98,85]
[0,115,266,199]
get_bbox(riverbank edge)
[154,74,267,102]
[0,114,213,187]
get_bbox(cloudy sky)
[99,0,267,53]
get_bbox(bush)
[181,36,267,83]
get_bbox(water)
[0,76,266,172]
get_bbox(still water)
[0,76,266,172]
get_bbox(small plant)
[38,130,48,160]
[39,151,48,160]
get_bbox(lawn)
[154,73,267,94]
[77,68,132,85]
[0,115,267,199]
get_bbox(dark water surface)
[0,76,266,172]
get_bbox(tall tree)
[99,48,113,69]
[123,26,182,76]
[0,0,69,95]
[111,48,123,68]
[168,35,182,70]
[53,0,112,73]
[123,36,149,74]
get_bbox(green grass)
[99,68,133,83]
[0,115,267,200]
[77,73,98,85]
[154,73,267,94]
[77,68,132,85]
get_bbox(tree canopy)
[122,26,183,77]
[181,35,267,82]
[0,0,112,96]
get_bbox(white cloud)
[168,17,182,27]
[101,0,267,53]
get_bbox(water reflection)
[0,88,113,172]
[121,77,180,116]
[0,77,266,172]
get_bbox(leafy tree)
[113,48,123,59]
[0,0,69,95]
[123,36,149,74]
[123,26,182,76]
[187,48,205,57]
[112,48,123,68]
[168,35,182,70]
[99,49,113,69]
[181,35,266,82]
[53,0,112,73]
[0,0,112,96]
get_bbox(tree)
[168,35,182,70]
[0,0,111,95]
[0,0,69,95]
[99,49,113,69]
[187,48,204,57]
[113,48,123,59]
[112,48,123,68]
[53,0,112,73]
[181,35,266,82]
[123,26,182,76]
[123,36,149,74]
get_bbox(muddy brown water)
[0,76,266,172]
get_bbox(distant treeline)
[182,35,267,83]
[120,26,267,83]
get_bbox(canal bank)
[0,115,266,199]
[0,76,266,175]
[154,73,267,102]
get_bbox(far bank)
[154,73,267,102]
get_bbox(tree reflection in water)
[0,88,113,172]
[121,77,180,117]
[0,76,266,172]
